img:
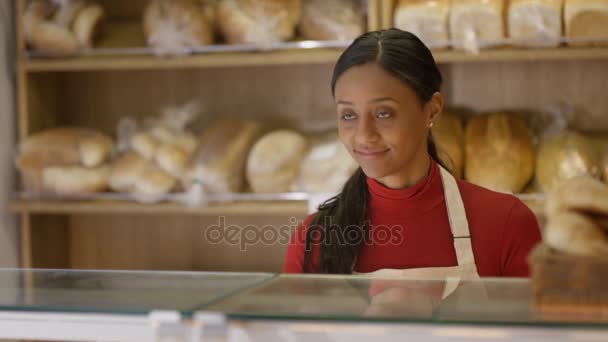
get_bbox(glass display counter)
[0,269,606,341]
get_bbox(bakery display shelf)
[20,19,350,72]
[8,198,308,216]
[8,192,545,216]
[23,45,608,72]
[20,20,608,72]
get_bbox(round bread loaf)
[246,130,308,193]
[292,132,358,193]
[465,112,535,193]
[432,111,464,178]
[536,131,600,192]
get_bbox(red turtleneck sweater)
[283,161,542,277]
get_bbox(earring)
[429,122,434,128]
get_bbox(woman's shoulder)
[455,178,533,221]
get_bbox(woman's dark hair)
[302,29,448,274]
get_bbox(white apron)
[354,165,480,299]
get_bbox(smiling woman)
[283,29,542,277]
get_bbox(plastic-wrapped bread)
[133,163,177,195]
[450,0,506,51]
[545,175,608,217]
[536,131,600,192]
[394,0,450,48]
[42,165,110,195]
[246,130,308,193]
[432,111,464,178]
[565,0,608,46]
[143,0,214,55]
[217,0,301,44]
[299,0,365,41]
[544,211,608,256]
[155,144,190,178]
[543,176,608,256]
[109,151,148,192]
[72,3,105,48]
[131,132,162,160]
[508,0,563,47]
[292,132,358,193]
[464,113,535,193]
[187,120,263,193]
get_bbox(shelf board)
[19,20,608,72]
[432,46,608,63]
[21,46,608,72]
[21,49,345,72]
[8,199,308,216]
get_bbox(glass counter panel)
[0,269,273,316]
[207,275,608,327]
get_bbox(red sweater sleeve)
[500,200,542,277]
[282,215,317,273]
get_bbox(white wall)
[0,1,19,270]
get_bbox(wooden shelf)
[21,46,608,73]
[8,199,308,216]
[19,18,608,72]
[21,49,346,72]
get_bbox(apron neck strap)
[438,165,470,239]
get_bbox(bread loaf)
[173,133,198,156]
[508,0,563,47]
[80,134,113,168]
[109,152,148,192]
[53,0,87,29]
[394,0,450,48]
[72,3,105,48]
[545,175,608,217]
[464,112,535,193]
[216,0,301,44]
[17,128,113,170]
[24,0,55,41]
[155,144,190,178]
[134,163,177,195]
[28,21,79,56]
[187,120,263,193]
[299,0,365,41]
[292,132,358,193]
[42,165,110,195]
[143,0,214,55]
[246,130,308,193]
[432,111,464,178]
[450,0,506,50]
[536,131,600,192]
[131,132,161,160]
[602,153,608,182]
[544,211,608,256]
[565,0,608,46]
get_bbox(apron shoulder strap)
[438,165,476,266]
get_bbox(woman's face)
[334,62,440,185]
